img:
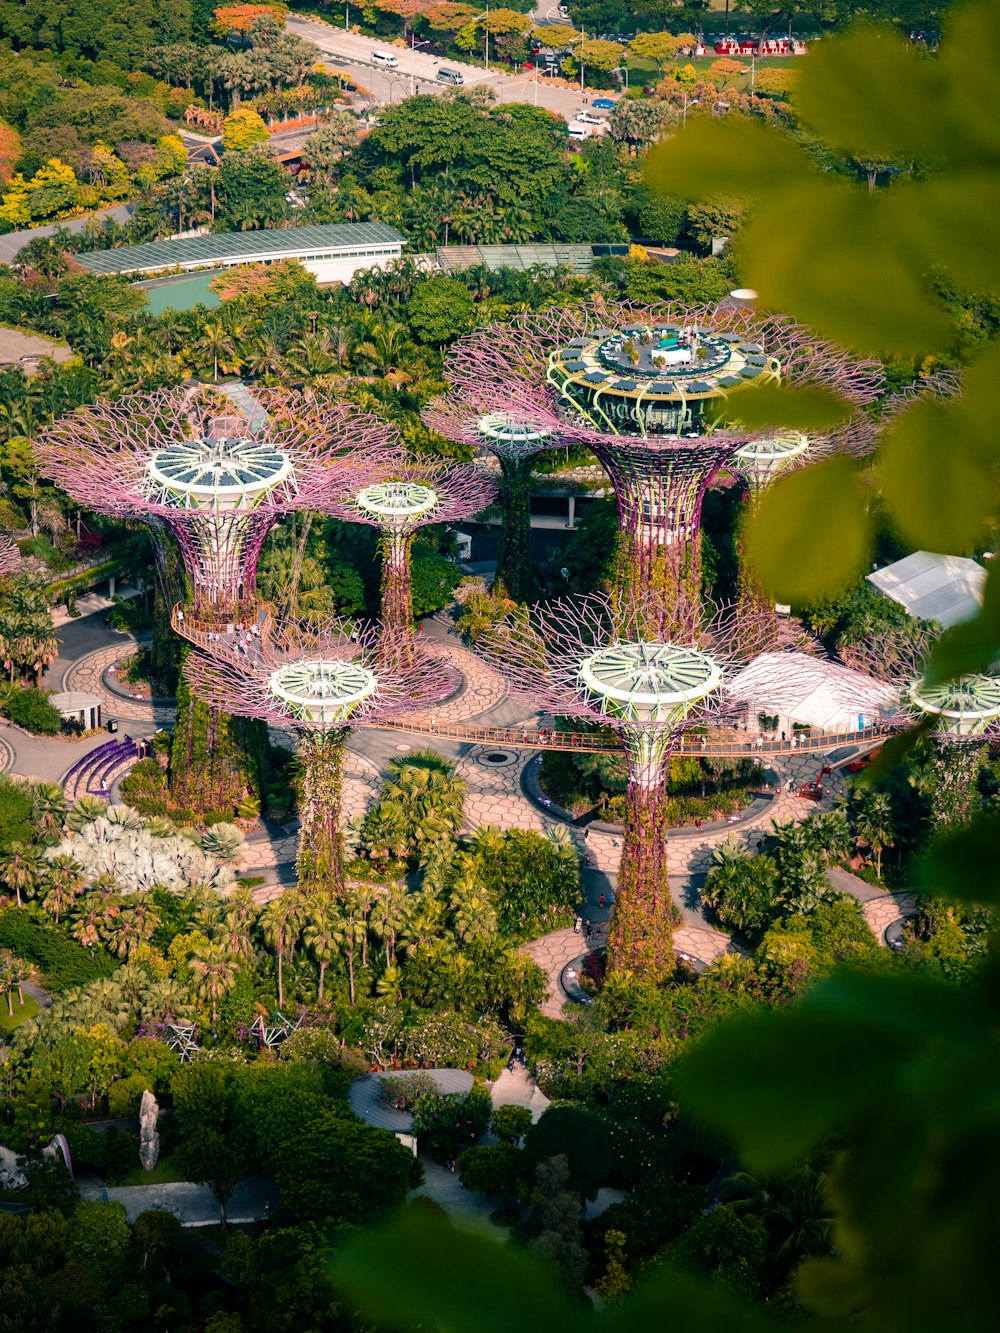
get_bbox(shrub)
[118,759,169,818]
[378,1072,438,1111]
[410,1089,492,1162]
[1,688,62,735]
[491,1103,531,1145]
[0,911,116,989]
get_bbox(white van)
[567,124,591,140]
[372,50,398,68]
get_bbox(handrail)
[170,604,888,760]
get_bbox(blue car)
[592,97,615,110]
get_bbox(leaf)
[673,1005,897,1172]
[877,398,997,551]
[644,117,810,201]
[958,340,1000,453]
[921,569,1000,685]
[713,382,855,431]
[330,1210,573,1333]
[940,0,1000,160]
[739,183,952,354]
[855,715,937,787]
[919,813,1000,906]
[896,175,1000,294]
[675,972,972,1172]
[745,457,871,605]
[795,25,948,160]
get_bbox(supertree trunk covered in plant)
[182,618,454,896]
[610,527,704,643]
[295,729,347,898]
[380,527,415,641]
[495,453,535,602]
[170,648,265,816]
[606,745,681,979]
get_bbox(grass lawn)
[119,1154,189,1187]
[0,994,39,1033]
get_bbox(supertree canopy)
[838,626,1000,739]
[478,593,775,977]
[38,386,402,617]
[319,457,496,641]
[429,301,883,627]
[423,390,573,603]
[184,620,452,897]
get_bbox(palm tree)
[191,320,241,382]
[378,751,467,852]
[0,949,26,1017]
[369,883,408,968]
[70,902,103,948]
[338,894,368,1007]
[189,944,237,1025]
[30,782,67,839]
[302,905,340,1002]
[42,854,85,924]
[852,791,894,879]
[259,894,300,1008]
[0,842,44,909]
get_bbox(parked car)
[592,97,615,109]
[575,109,603,125]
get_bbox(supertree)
[837,626,1000,740]
[428,302,883,627]
[729,413,878,624]
[184,620,453,897]
[422,393,574,602]
[37,386,402,619]
[478,593,776,977]
[37,386,401,817]
[319,457,496,643]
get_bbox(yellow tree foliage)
[0,159,80,228]
[483,8,533,35]
[221,107,270,151]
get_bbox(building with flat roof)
[867,551,987,629]
[75,222,404,286]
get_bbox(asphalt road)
[287,13,613,123]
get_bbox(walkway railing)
[170,604,887,760]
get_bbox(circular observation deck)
[578,641,723,725]
[268,658,378,727]
[144,438,294,511]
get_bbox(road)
[287,14,612,123]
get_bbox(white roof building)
[728,652,897,734]
[867,551,986,628]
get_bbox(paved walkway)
[92,1175,274,1226]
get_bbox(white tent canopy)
[729,652,896,734]
[867,551,986,628]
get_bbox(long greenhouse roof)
[75,223,404,275]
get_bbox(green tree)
[406,276,476,347]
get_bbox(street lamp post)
[345,2,350,30]
[411,35,429,95]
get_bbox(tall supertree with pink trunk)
[184,620,453,897]
[319,457,496,645]
[37,386,401,818]
[37,386,402,619]
[428,302,883,627]
[478,593,776,977]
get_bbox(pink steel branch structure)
[477,593,777,978]
[838,626,1000,741]
[319,457,496,642]
[185,618,453,897]
[37,387,402,618]
[0,537,20,576]
[430,302,883,615]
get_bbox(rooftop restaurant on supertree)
[319,456,496,644]
[478,592,777,978]
[430,301,883,628]
[37,386,402,620]
[184,619,452,898]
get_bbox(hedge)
[0,911,116,990]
